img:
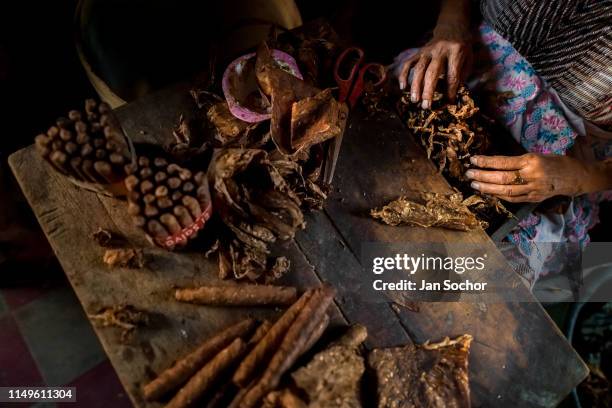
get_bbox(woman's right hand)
[398,27,473,109]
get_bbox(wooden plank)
[8,146,342,408]
[324,108,588,407]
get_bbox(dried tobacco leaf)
[89,305,150,341]
[102,248,145,268]
[207,102,251,144]
[368,334,473,408]
[291,325,367,408]
[371,193,486,231]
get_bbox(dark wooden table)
[9,84,587,407]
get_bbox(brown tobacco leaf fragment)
[102,248,145,268]
[291,324,367,408]
[368,334,473,408]
[92,227,123,247]
[371,193,486,231]
[89,305,149,341]
[207,102,250,143]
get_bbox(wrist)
[574,159,611,195]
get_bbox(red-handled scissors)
[333,47,387,108]
[323,47,386,184]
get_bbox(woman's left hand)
[466,153,589,202]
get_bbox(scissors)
[323,47,387,184]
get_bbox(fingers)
[410,54,431,104]
[470,181,532,196]
[465,169,520,184]
[496,195,533,203]
[398,55,418,90]
[421,57,444,109]
[470,155,526,170]
[447,48,464,101]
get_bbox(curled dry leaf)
[102,248,145,268]
[89,305,149,341]
[371,193,486,231]
[368,334,473,408]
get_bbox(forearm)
[434,0,472,39]
[579,159,612,194]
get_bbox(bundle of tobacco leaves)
[371,192,487,231]
[368,334,473,408]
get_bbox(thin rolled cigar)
[167,177,182,190]
[331,324,368,349]
[64,142,78,155]
[82,159,102,182]
[124,175,139,191]
[140,167,153,179]
[171,191,183,202]
[85,99,97,114]
[147,220,169,238]
[68,110,81,121]
[98,102,111,114]
[194,172,206,185]
[93,138,105,148]
[153,157,168,168]
[47,126,59,138]
[182,181,195,193]
[109,152,125,166]
[157,196,173,210]
[49,150,69,171]
[95,149,107,160]
[127,202,141,216]
[143,194,156,205]
[81,143,94,157]
[249,320,272,345]
[124,163,138,175]
[175,285,298,306]
[59,129,73,142]
[197,186,209,201]
[93,161,114,184]
[133,216,147,228]
[155,185,168,198]
[56,117,70,128]
[182,196,202,218]
[160,213,182,234]
[74,121,87,133]
[227,384,251,408]
[166,338,246,408]
[302,313,329,353]
[178,169,192,181]
[144,204,159,218]
[173,205,194,228]
[51,139,64,151]
[239,286,335,408]
[154,171,167,184]
[167,163,181,174]
[232,290,315,387]
[128,191,140,203]
[138,156,150,168]
[140,180,154,194]
[75,132,89,145]
[69,157,90,181]
[35,134,50,148]
[143,318,256,401]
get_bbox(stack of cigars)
[143,285,335,408]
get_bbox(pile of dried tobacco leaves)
[170,25,345,282]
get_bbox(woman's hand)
[398,0,473,108]
[466,154,592,202]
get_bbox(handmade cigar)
[59,128,73,142]
[47,126,59,138]
[128,191,140,203]
[98,102,111,114]
[74,120,87,133]
[157,196,173,210]
[51,139,64,151]
[147,220,169,239]
[81,143,94,157]
[154,185,168,198]
[153,157,168,168]
[173,205,194,228]
[93,161,114,184]
[171,191,183,202]
[182,196,202,217]
[68,110,81,121]
[174,285,298,306]
[56,117,70,128]
[93,138,105,148]
[182,181,195,194]
[167,177,182,190]
[140,180,154,194]
[332,324,368,349]
[194,171,206,186]
[143,204,159,218]
[178,168,192,181]
[64,142,78,155]
[166,338,246,408]
[143,194,156,205]
[95,149,107,160]
[239,286,335,408]
[133,216,147,228]
[143,318,256,401]
[154,171,167,184]
[233,290,315,387]
[160,213,182,234]
[75,132,89,145]
[167,163,181,175]
[127,202,141,216]
[81,159,101,182]
[138,156,150,168]
[124,175,139,191]
[197,186,209,201]
[85,99,97,114]
[49,150,69,172]
[302,313,329,353]
[69,157,89,181]
[124,163,138,175]
[109,152,125,166]
[140,167,153,179]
